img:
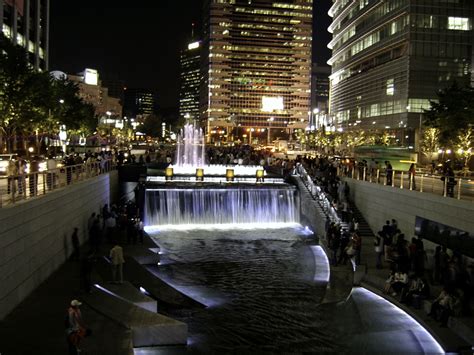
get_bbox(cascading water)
[175,123,206,167]
[144,186,299,226]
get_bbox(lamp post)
[267,117,274,145]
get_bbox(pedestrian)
[16,156,27,195]
[109,242,125,284]
[408,163,416,190]
[6,157,17,194]
[66,299,88,355]
[352,231,362,265]
[80,253,94,293]
[46,154,57,190]
[89,218,101,253]
[127,218,137,244]
[28,156,40,196]
[385,161,393,186]
[136,218,144,244]
[71,227,80,261]
[105,213,117,243]
[374,231,384,269]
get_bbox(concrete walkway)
[0,235,134,355]
[354,234,473,353]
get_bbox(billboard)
[84,68,98,86]
[262,96,284,112]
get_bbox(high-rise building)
[123,88,158,118]
[179,40,202,123]
[0,0,50,71]
[310,63,330,129]
[202,0,313,144]
[328,0,474,148]
[67,68,122,120]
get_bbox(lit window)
[448,17,471,31]
[2,24,12,39]
[386,79,394,96]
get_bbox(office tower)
[179,39,202,123]
[0,0,50,71]
[202,0,313,144]
[310,63,330,129]
[328,0,474,148]
[123,88,158,118]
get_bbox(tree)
[0,34,98,153]
[455,128,473,168]
[421,127,441,162]
[424,82,474,147]
[0,34,49,151]
[142,114,162,138]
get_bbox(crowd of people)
[294,153,473,330]
[66,198,143,353]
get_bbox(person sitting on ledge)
[400,275,430,308]
[384,270,409,298]
[429,286,456,327]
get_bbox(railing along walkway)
[339,166,474,202]
[0,160,115,207]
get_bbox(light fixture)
[226,169,235,182]
[165,167,173,181]
[196,168,204,181]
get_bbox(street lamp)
[267,117,274,144]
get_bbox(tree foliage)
[142,114,163,137]
[424,82,474,147]
[0,34,97,152]
[421,127,441,161]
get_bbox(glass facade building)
[0,0,49,71]
[179,40,202,123]
[123,88,158,118]
[202,0,313,143]
[328,0,474,147]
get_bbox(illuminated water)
[171,123,263,176]
[144,186,299,227]
[174,124,206,168]
[148,227,338,353]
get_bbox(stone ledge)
[84,284,187,347]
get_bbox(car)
[0,154,17,175]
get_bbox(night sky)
[50,0,333,109]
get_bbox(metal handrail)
[0,160,116,207]
[338,166,473,202]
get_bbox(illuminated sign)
[262,96,284,112]
[84,68,98,86]
[188,41,200,50]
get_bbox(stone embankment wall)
[0,171,118,320]
[345,179,474,253]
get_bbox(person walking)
[385,161,393,186]
[109,242,125,284]
[66,299,88,355]
[374,231,384,269]
[46,155,57,190]
[80,253,94,293]
[28,156,40,196]
[71,227,80,261]
[408,163,416,190]
[6,157,17,194]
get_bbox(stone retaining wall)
[0,171,118,319]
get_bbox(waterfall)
[144,187,300,226]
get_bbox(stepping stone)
[99,281,157,313]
